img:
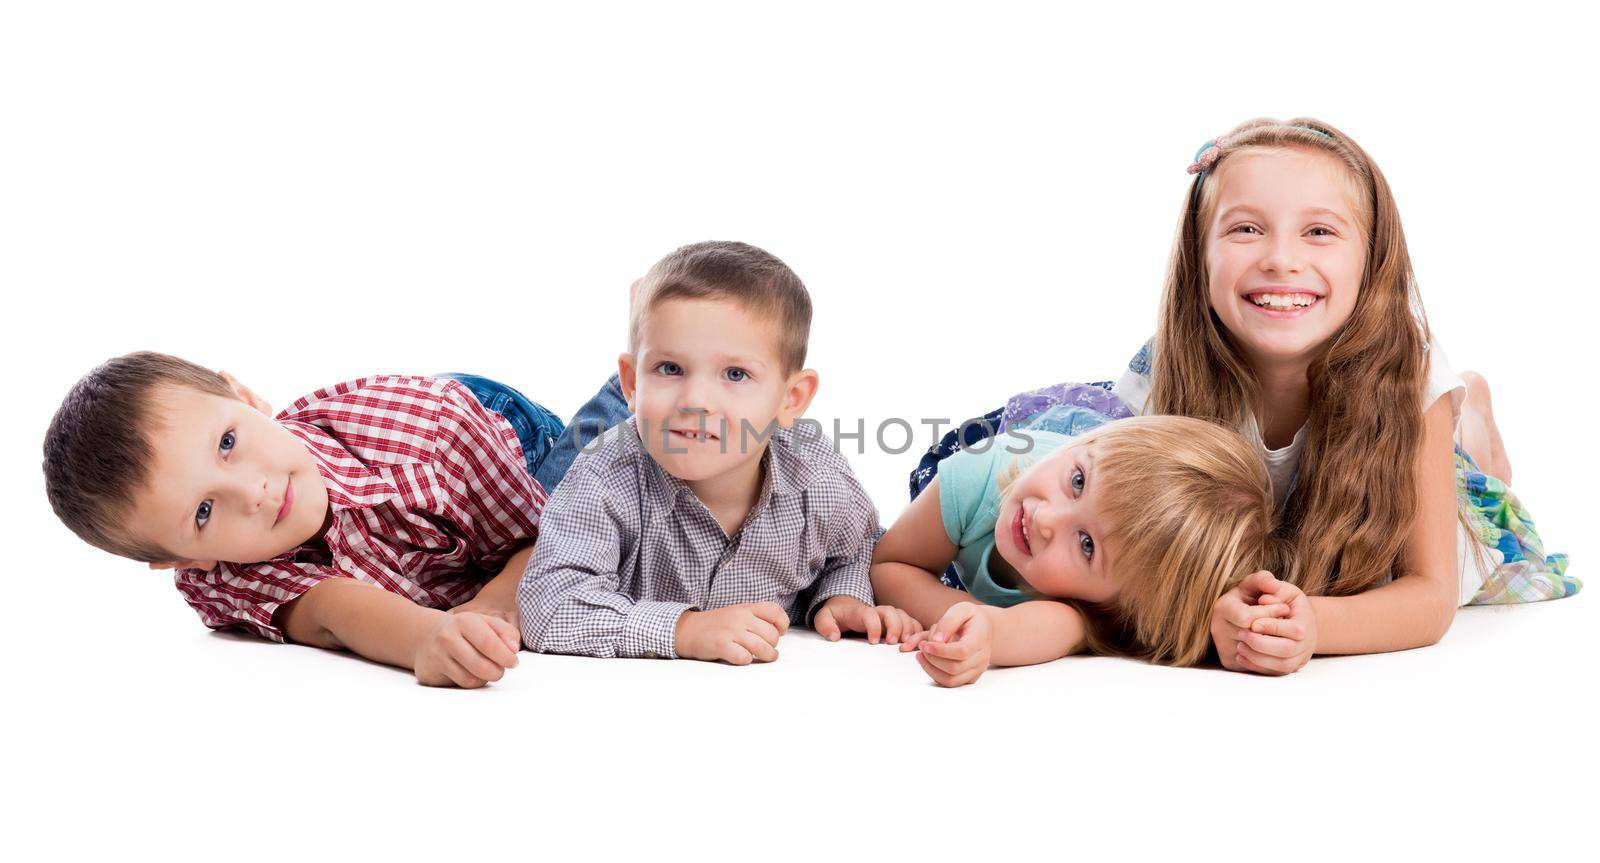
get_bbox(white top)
[1114,339,1466,510]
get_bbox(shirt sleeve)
[173,560,342,642]
[804,467,881,622]
[516,461,689,658]
[434,380,547,569]
[1423,339,1467,427]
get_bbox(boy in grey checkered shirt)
[517,241,919,663]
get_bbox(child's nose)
[1034,501,1064,541]
[1259,235,1303,274]
[1036,499,1075,541]
[232,474,270,512]
[677,373,716,413]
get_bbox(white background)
[3,2,1596,860]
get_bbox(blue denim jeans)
[535,373,632,493]
[439,373,566,485]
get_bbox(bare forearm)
[1310,574,1456,655]
[987,602,1085,667]
[870,561,975,629]
[469,544,533,611]
[277,578,446,670]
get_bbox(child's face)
[620,297,817,490]
[993,442,1121,604]
[1205,147,1367,371]
[121,382,330,570]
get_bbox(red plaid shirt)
[174,376,547,642]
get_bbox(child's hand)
[674,602,790,665]
[1237,579,1318,676]
[813,595,922,645]
[413,611,521,689]
[1210,570,1294,673]
[448,594,517,626]
[901,601,993,687]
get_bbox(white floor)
[11,539,1596,860]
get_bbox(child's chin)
[1242,329,1332,361]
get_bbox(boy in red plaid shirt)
[44,353,558,688]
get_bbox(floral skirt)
[1457,446,1579,605]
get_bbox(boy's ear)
[777,368,820,428]
[628,277,644,305]
[217,371,272,416]
[617,353,638,412]
[148,559,215,572]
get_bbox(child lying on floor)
[518,241,916,663]
[874,401,1277,687]
[44,353,559,688]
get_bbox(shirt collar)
[281,419,397,515]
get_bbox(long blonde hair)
[1004,415,1274,666]
[1149,117,1428,598]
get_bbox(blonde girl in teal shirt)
[872,414,1278,687]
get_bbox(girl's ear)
[218,371,272,416]
[776,368,819,428]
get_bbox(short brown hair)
[628,241,812,373]
[43,351,238,562]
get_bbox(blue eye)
[1071,467,1084,494]
[1079,531,1095,561]
[656,361,682,376]
[724,368,749,382]
[220,430,235,454]
[196,500,213,530]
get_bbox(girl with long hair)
[1118,118,1576,674]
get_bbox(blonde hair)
[1151,117,1429,598]
[1000,415,1273,666]
[628,240,812,374]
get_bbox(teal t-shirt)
[937,430,1073,607]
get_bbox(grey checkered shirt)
[517,417,880,658]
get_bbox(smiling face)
[620,297,817,495]
[992,441,1121,604]
[121,383,330,569]
[1204,147,1368,371]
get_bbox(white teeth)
[1249,292,1317,309]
